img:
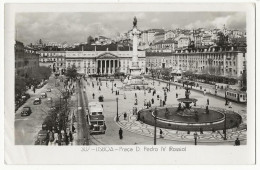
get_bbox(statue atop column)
[133,16,137,27]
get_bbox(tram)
[225,89,247,103]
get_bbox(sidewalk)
[147,77,226,99]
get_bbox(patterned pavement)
[115,107,247,144]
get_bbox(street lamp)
[154,107,158,145]
[194,132,198,145]
[223,109,227,140]
[168,75,171,91]
[116,97,119,122]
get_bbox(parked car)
[41,92,47,98]
[189,81,196,86]
[46,88,51,92]
[35,130,49,145]
[33,98,41,105]
[21,106,32,116]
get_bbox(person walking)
[160,129,163,138]
[151,98,154,104]
[119,128,123,140]
[176,93,178,98]
[235,138,240,146]
[229,101,232,108]
[92,93,95,99]
[203,89,206,96]
[207,98,209,105]
[123,112,127,120]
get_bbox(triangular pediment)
[96,52,118,59]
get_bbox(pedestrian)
[229,101,232,108]
[157,94,159,100]
[33,87,36,93]
[92,93,95,99]
[119,128,123,139]
[207,98,209,105]
[117,90,119,95]
[176,93,178,98]
[135,98,138,105]
[160,129,163,138]
[203,89,206,96]
[72,124,76,133]
[176,85,177,90]
[49,130,54,146]
[69,131,73,142]
[235,138,240,146]
[99,86,101,91]
[164,95,167,102]
[123,112,127,120]
[135,93,137,98]
[151,98,154,104]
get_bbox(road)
[15,75,66,145]
[75,79,89,145]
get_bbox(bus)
[225,89,247,103]
[88,115,106,134]
[87,102,106,134]
[88,102,103,115]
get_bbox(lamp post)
[223,109,227,140]
[194,132,198,145]
[111,80,114,93]
[116,97,119,122]
[168,75,171,91]
[154,107,158,145]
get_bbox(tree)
[15,76,26,96]
[65,64,78,79]
[217,32,229,47]
[161,68,171,80]
[87,36,94,45]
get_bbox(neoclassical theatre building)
[39,50,146,75]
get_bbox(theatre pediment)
[96,52,118,59]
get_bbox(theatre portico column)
[110,60,113,74]
[101,60,103,74]
[104,60,107,74]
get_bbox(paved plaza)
[84,78,247,145]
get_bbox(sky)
[15,12,246,45]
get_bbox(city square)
[14,12,247,146]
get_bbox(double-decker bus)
[87,102,106,134]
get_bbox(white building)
[65,51,146,75]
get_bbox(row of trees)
[15,66,52,96]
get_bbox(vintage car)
[33,98,41,105]
[35,130,49,145]
[41,92,47,98]
[21,106,32,116]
